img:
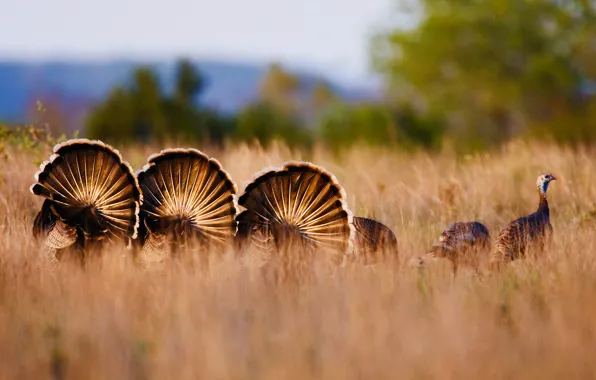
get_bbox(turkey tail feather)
[137,148,238,254]
[238,161,354,261]
[31,139,142,253]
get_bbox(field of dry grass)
[1,139,596,379]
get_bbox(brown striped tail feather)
[136,148,238,262]
[236,161,355,274]
[30,138,142,259]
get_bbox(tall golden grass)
[1,139,596,379]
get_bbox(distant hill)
[0,60,380,131]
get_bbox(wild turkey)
[236,161,355,280]
[492,173,557,266]
[31,139,142,263]
[352,217,398,265]
[417,221,491,275]
[136,148,237,266]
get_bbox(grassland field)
[1,139,596,379]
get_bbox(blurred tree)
[318,102,444,152]
[310,79,339,110]
[130,67,168,140]
[197,110,237,146]
[309,79,341,121]
[319,103,396,150]
[164,59,207,140]
[259,63,301,113]
[236,102,311,148]
[235,63,314,148]
[393,102,445,150]
[161,100,199,140]
[372,0,596,150]
[174,59,204,105]
[86,86,137,143]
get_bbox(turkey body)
[352,217,398,265]
[419,221,491,275]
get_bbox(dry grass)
[1,139,596,379]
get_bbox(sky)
[0,0,395,82]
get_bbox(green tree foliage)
[236,102,311,149]
[86,86,137,143]
[130,68,168,140]
[373,0,596,150]
[175,58,204,105]
[319,102,444,152]
[162,60,209,141]
[196,110,237,146]
[319,103,396,150]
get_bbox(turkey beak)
[551,175,557,181]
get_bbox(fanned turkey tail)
[136,148,237,265]
[237,161,355,274]
[30,138,142,261]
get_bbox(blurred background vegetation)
[3,0,596,154]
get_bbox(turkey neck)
[537,188,550,217]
